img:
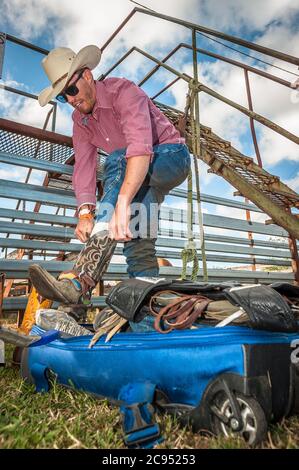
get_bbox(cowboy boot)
[0,325,41,348]
[29,230,116,305]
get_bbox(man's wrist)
[79,212,94,220]
[78,205,95,219]
[78,204,94,211]
[117,193,132,206]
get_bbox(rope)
[181,241,199,281]
[181,80,199,281]
[180,79,209,281]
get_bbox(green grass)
[1,345,299,449]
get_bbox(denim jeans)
[96,142,191,279]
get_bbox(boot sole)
[0,326,40,347]
[29,265,80,304]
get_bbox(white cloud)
[0,163,45,186]
[1,0,298,197]
[0,83,72,134]
[197,0,298,34]
[167,55,298,170]
[255,18,299,58]
[1,1,195,65]
[285,172,299,192]
[215,204,268,224]
[3,0,297,45]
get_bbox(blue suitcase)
[21,323,299,447]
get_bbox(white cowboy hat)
[38,45,101,107]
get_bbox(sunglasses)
[56,69,85,103]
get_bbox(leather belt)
[149,290,211,334]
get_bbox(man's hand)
[75,218,95,243]
[109,201,133,241]
[108,154,151,241]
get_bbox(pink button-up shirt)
[72,77,185,208]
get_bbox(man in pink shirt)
[30,45,190,328]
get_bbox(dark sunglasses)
[56,69,85,103]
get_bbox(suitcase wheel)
[210,391,267,446]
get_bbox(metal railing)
[96,5,299,281]
[0,5,298,285]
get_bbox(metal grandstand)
[0,5,298,319]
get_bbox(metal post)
[244,70,262,168]
[287,210,299,285]
[4,107,54,239]
[243,69,262,271]
[50,103,57,162]
[0,273,5,318]
[191,28,208,281]
[0,33,6,79]
[52,103,57,132]
[244,70,299,281]
[244,199,256,271]
[133,7,299,66]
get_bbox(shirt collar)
[93,79,111,113]
[74,79,111,124]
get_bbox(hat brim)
[38,45,102,107]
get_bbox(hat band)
[52,72,69,89]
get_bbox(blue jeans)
[96,143,191,278]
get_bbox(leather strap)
[149,290,211,333]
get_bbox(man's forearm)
[118,155,151,205]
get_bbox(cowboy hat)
[38,45,101,107]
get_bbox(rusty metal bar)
[184,44,293,88]
[132,7,299,66]
[288,232,299,285]
[191,29,208,281]
[102,42,299,154]
[5,6,297,70]
[0,83,56,105]
[0,118,73,147]
[150,77,180,100]
[138,43,293,90]
[100,47,136,79]
[52,103,57,132]
[1,113,73,297]
[197,32,299,78]
[101,8,137,52]
[0,273,5,318]
[243,69,261,271]
[1,9,298,286]
[244,197,257,272]
[5,107,55,234]
[100,43,181,83]
[138,44,182,86]
[3,250,24,298]
[197,83,299,145]
[100,7,299,65]
[101,45,298,149]
[201,151,299,239]
[0,32,6,79]
[100,45,191,83]
[130,47,191,82]
[5,33,48,55]
[244,69,262,168]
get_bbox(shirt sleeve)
[72,120,97,208]
[113,79,154,158]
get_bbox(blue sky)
[0,0,298,266]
